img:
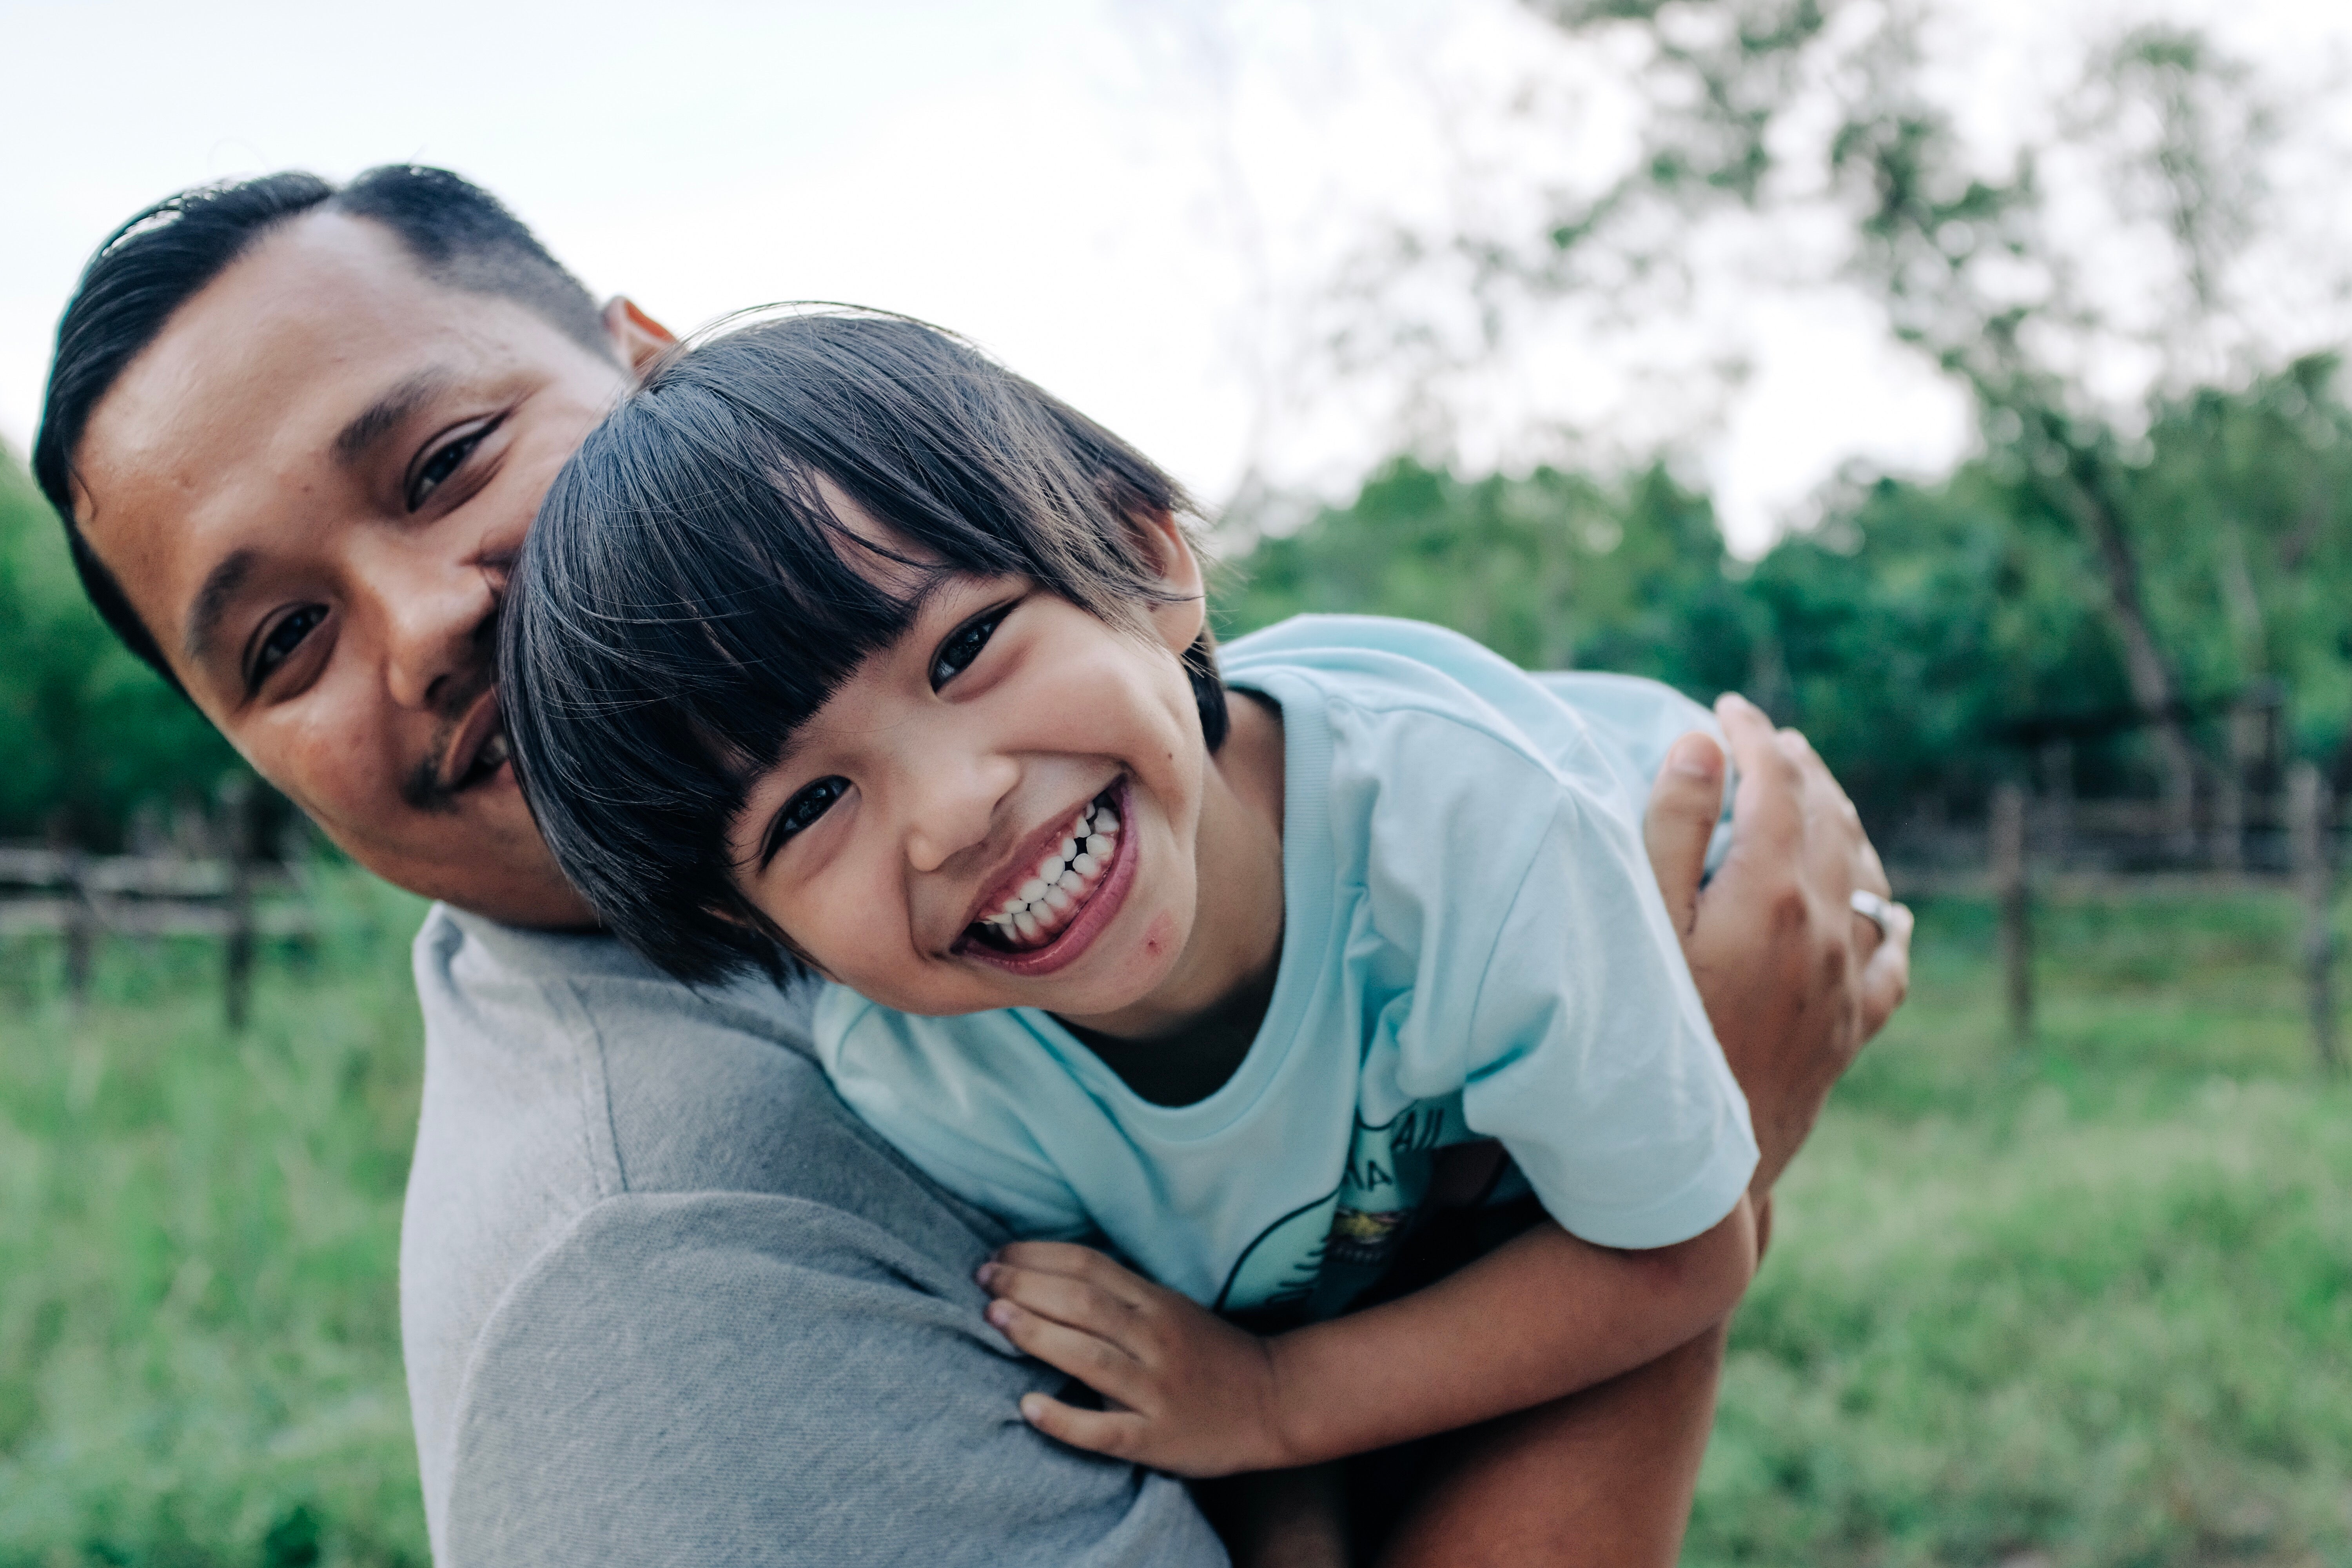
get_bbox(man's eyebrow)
[183,547,258,666]
[332,368,459,468]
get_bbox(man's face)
[72,211,663,925]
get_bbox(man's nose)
[902,755,1019,876]
[368,540,498,713]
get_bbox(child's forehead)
[809,475,949,598]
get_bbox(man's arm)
[1378,694,1912,1568]
[1649,695,1913,1194]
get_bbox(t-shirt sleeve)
[817,992,1096,1243]
[441,1191,1224,1568]
[1369,715,1758,1249]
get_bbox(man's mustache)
[399,616,500,815]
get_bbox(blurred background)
[5,2,2352,1564]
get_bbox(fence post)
[2216,699,2252,874]
[2037,739,2073,869]
[221,777,257,1033]
[62,846,95,1009]
[1992,780,2032,1044]
[2288,762,2342,1076]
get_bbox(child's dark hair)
[502,308,1228,985]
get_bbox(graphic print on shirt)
[1214,1095,1473,1321]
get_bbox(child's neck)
[1054,689,1286,1105]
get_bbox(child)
[501,309,1760,1555]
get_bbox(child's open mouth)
[960,782,1134,973]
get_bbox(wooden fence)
[1897,766,2345,1075]
[0,838,312,1030]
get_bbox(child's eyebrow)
[742,566,966,874]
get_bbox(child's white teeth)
[972,787,1131,951]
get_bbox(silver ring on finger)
[1849,888,1895,936]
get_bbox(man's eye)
[252,605,326,688]
[931,604,1013,689]
[764,777,850,866]
[408,421,497,510]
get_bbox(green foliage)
[1218,458,1750,694]
[0,449,242,848]
[1218,357,2352,824]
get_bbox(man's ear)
[1129,508,1207,653]
[601,296,678,378]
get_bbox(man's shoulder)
[401,904,1011,1556]
[408,901,953,1199]
[443,1193,1219,1568]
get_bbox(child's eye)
[761,776,850,868]
[931,603,1014,690]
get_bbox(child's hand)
[977,1241,1292,1478]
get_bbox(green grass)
[0,870,433,1568]
[1691,893,2352,1568]
[2,882,2347,1566]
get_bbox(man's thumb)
[1646,730,1725,937]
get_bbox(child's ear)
[1127,508,1208,655]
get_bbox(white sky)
[4,0,2348,554]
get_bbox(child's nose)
[902,756,1017,875]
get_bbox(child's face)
[726,496,1214,1021]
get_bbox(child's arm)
[976,1191,1757,1477]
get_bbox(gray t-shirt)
[399,903,1224,1566]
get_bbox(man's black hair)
[503,309,1229,986]
[31,165,611,695]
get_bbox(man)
[35,165,1910,1566]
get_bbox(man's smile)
[401,679,515,814]
[441,684,513,795]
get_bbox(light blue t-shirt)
[815,616,1758,1322]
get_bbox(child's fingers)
[1016,1391,1153,1464]
[985,1298,1150,1406]
[1645,729,1724,938]
[982,1261,1150,1349]
[1715,693,1803,859]
[990,1241,1152,1305]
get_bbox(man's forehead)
[80,213,495,488]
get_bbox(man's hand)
[1644,693,1913,1195]
[977,1242,1290,1477]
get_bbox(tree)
[0,448,243,849]
[1287,0,2350,843]
[1218,357,2352,838]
